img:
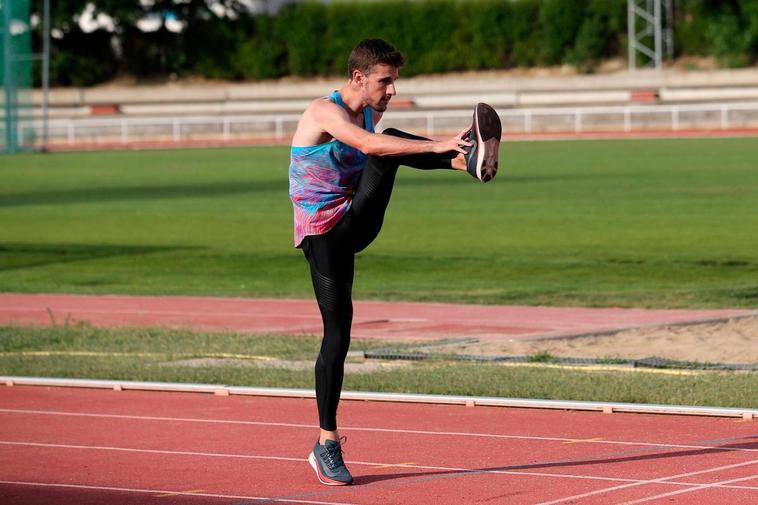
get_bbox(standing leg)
[302,220,355,434]
[302,220,356,486]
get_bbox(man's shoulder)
[307,96,342,115]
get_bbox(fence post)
[275,118,283,139]
[67,121,75,145]
[672,106,679,131]
[575,110,582,133]
[525,111,532,134]
[426,113,434,136]
[624,108,631,132]
[223,118,230,142]
[121,120,129,144]
[173,119,180,143]
[721,106,728,130]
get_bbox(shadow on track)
[353,436,758,486]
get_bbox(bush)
[233,16,287,80]
[540,0,588,65]
[275,2,328,77]
[183,19,246,80]
[509,0,542,67]
[120,25,185,78]
[48,29,118,87]
[677,0,758,65]
[567,0,626,71]
[41,0,758,86]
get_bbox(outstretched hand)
[432,125,473,155]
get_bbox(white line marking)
[2,440,757,491]
[0,440,304,463]
[619,473,758,504]
[535,459,758,505]
[1,408,755,453]
[0,479,356,505]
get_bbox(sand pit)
[434,316,758,364]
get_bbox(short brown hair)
[347,38,405,77]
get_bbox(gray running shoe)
[308,439,353,486]
[465,103,502,182]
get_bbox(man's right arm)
[309,100,470,157]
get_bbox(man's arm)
[311,100,469,156]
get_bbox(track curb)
[2,376,756,420]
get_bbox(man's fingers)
[435,138,471,154]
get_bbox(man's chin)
[373,103,389,112]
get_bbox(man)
[288,38,501,486]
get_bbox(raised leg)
[350,128,456,251]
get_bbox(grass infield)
[1,324,756,408]
[1,138,757,308]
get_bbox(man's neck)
[338,83,365,117]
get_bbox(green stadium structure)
[1,0,34,153]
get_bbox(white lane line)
[2,440,758,491]
[619,473,758,504]
[0,479,356,505]
[535,459,758,505]
[1,408,755,453]
[0,440,304,463]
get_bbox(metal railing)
[14,101,758,148]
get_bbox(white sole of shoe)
[475,106,486,181]
[308,451,351,486]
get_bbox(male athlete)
[288,38,502,486]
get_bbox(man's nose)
[387,83,397,96]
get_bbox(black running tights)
[301,128,455,430]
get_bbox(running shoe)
[308,438,353,486]
[465,103,502,182]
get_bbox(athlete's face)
[358,64,399,112]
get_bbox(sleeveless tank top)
[288,90,375,247]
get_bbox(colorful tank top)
[288,90,375,247]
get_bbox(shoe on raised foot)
[308,438,353,486]
[464,103,502,182]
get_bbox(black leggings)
[301,128,454,430]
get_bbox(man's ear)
[352,69,367,86]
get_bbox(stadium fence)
[17,101,758,148]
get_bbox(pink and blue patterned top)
[289,90,375,247]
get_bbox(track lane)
[1,386,756,504]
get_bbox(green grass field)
[2,138,758,308]
[2,324,755,408]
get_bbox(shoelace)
[322,436,347,471]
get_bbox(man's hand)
[431,126,473,154]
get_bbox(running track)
[0,293,753,342]
[2,294,756,503]
[0,385,757,504]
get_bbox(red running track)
[0,385,756,504]
[0,293,753,343]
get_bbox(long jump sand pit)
[432,316,758,365]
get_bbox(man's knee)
[382,127,404,137]
[316,348,348,372]
[381,127,428,142]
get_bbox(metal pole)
[42,0,50,152]
[653,0,662,69]
[627,0,635,71]
[3,0,15,152]
[665,0,674,62]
